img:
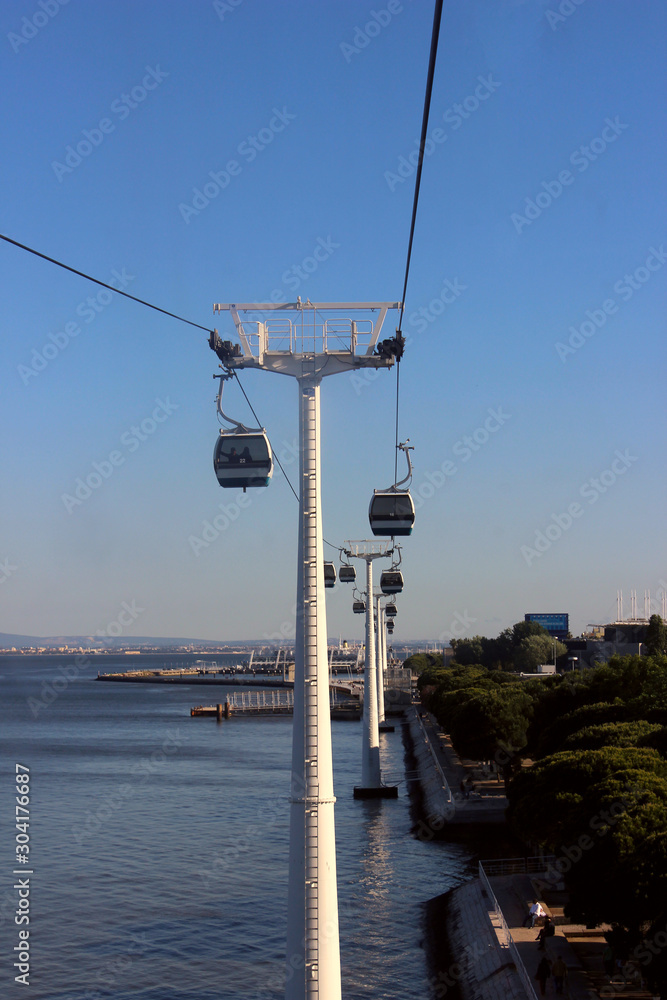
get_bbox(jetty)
[190,689,361,720]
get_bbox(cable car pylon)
[210,301,402,1000]
[343,540,400,799]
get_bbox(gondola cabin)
[339,565,356,584]
[352,601,365,614]
[214,432,273,490]
[324,562,337,588]
[385,603,397,618]
[368,489,415,537]
[386,622,394,634]
[380,570,403,595]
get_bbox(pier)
[190,689,362,720]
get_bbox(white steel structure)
[211,301,400,1000]
[343,541,398,798]
[375,595,386,726]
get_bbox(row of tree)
[413,631,667,995]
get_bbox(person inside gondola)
[239,446,251,462]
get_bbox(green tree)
[508,747,667,851]
[513,634,567,672]
[437,684,533,762]
[404,652,442,675]
[561,720,663,752]
[449,635,486,666]
[645,614,667,657]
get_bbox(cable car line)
[0,233,216,335]
[396,0,444,335]
[389,0,443,485]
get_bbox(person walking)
[535,956,551,996]
[551,955,567,995]
[603,943,615,980]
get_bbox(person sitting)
[536,917,555,949]
[523,899,546,928]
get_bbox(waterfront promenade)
[408,706,508,825]
[412,707,656,998]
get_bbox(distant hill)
[0,632,243,649]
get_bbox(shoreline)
[401,709,533,1000]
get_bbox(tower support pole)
[360,559,381,787]
[286,376,341,1000]
[376,596,386,725]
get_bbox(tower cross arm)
[212,302,401,312]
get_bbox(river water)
[1,657,472,999]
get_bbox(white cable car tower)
[343,540,399,799]
[210,301,402,1000]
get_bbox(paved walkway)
[447,880,531,1000]
[487,874,655,999]
[417,708,508,823]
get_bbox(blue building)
[524,612,569,640]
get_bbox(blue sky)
[1,0,665,643]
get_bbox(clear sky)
[1,0,665,643]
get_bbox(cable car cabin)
[368,490,415,537]
[339,565,356,584]
[385,603,397,618]
[353,601,365,614]
[214,432,273,490]
[380,570,403,595]
[324,562,337,588]
[386,623,394,634]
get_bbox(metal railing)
[478,861,540,1000]
[413,709,454,808]
[479,856,557,877]
[237,316,375,357]
[227,689,294,710]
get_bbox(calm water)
[1,658,472,999]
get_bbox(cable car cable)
[2,233,308,503]
[0,233,216,334]
[396,0,444,335]
[229,370,301,504]
[391,0,443,481]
